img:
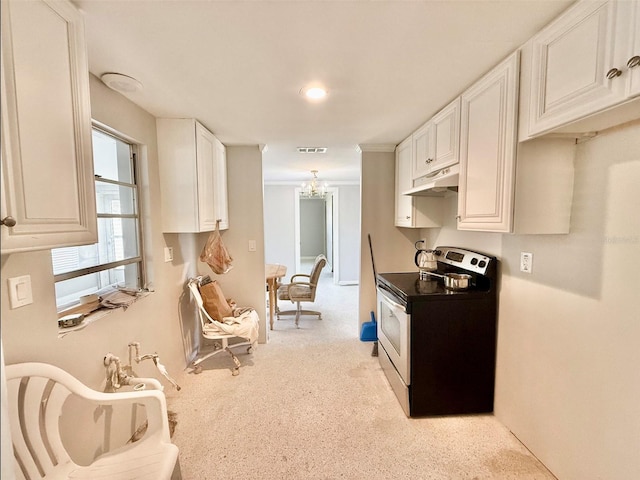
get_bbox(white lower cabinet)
[395,138,443,229]
[157,119,228,233]
[457,51,520,233]
[1,0,96,253]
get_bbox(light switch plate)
[8,275,33,308]
[164,247,174,262]
[248,240,256,252]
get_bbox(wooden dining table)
[265,264,287,330]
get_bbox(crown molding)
[356,144,397,153]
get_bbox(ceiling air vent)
[297,147,327,154]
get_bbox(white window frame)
[51,125,145,311]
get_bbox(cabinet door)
[458,51,519,233]
[528,0,625,136]
[1,0,96,253]
[411,122,433,180]
[431,97,461,172]
[626,0,640,97]
[214,138,229,230]
[195,122,217,232]
[395,138,414,227]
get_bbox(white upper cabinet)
[395,137,442,229]
[526,0,640,138]
[396,138,416,227]
[411,98,461,180]
[457,51,520,233]
[430,98,461,173]
[626,0,640,97]
[213,137,229,230]
[157,119,228,233]
[1,0,96,254]
[411,122,434,179]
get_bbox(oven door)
[377,288,410,385]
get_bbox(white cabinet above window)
[156,119,229,233]
[1,0,96,254]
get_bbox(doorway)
[294,187,339,282]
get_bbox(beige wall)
[359,150,422,325]
[497,121,640,480]
[195,146,267,343]
[3,68,637,478]
[416,120,640,480]
[1,74,189,383]
[264,184,361,284]
[0,75,268,462]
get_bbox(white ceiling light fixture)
[300,86,328,101]
[100,73,143,93]
[300,170,328,199]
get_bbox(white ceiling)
[75,0,573,184]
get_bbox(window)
[51,127,144,310]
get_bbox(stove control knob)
[434,250,442,256]
[478,260,487,268]
[470,258,478,265]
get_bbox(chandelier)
[300,170,328,199]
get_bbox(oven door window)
[380,301,402,355]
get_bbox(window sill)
[58,290,153,338]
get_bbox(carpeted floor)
[165,262,556,479]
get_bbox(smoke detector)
[100,73,143,93]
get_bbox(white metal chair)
[187,276,255,375]
[4,362,179,480]
[277,254,327,328]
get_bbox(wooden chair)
[4,362,179,480]
[277,254,327,328]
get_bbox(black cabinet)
[409,295,497,416]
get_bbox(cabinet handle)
[606,68,622,79]
[425,158,433,164]
[1,216,17,227]
[406,216,411,220]
[455,215,461,221]
[628,56,640,69]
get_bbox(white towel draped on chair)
[202,309,260,346]
[187,277,259,375]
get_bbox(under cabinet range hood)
[403,164,459,196]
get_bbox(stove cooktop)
[377,272,492,304]
[376,246,498,305]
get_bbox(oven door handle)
[378,287,406,311]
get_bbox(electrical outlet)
[520,252,533,274]
[164,247,174,262]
